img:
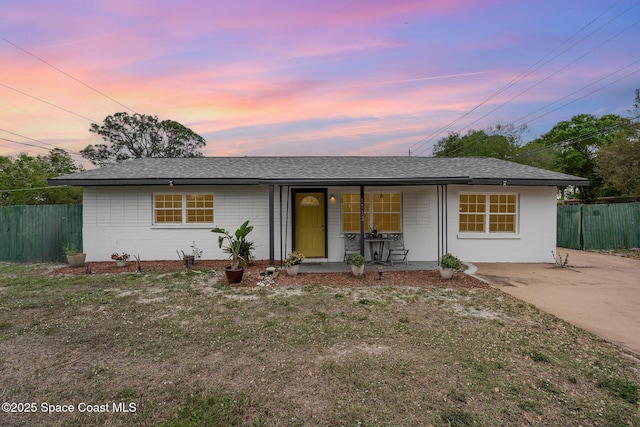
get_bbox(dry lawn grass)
[1,262,638,426]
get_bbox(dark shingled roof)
[48,156,589,187]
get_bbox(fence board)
[0,204,82,262]
[556,205,582,249]
[557,202,640,250]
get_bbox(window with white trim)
[459,193,517,233]
[153,193,214,224]
[341,192,401,233]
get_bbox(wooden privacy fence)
[557,202,640,250]
[0,204,82,262]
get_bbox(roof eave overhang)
[260,177,471,186]
[49,177,588,187]
[469,178,590,187]
[48,177,473,187]
[47,178,262,186]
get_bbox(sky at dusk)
[1,0,639,167]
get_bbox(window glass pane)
[299,196,320,206]
[187,194,214,208]
[459,212,485,232]
[187,209,214,223]
[489,212,515,233]
[155,209,182,223]
[460,193,486,213]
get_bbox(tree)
[432,127,521,159]
[596,127,640,196]
[595,89,640,197]
[530,113,629,202]
[511,138,559,170]
[0,148,83,205]
[82,112,206,167]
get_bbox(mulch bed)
[50,259,490,290]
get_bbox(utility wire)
[507,120,638,161]
[440,14,640,147]
[0,35,138,114]
[0,185,76,193]
[0,137,53,154]
[515,64,640,126]
[408,0,635,157]
[439,60,640,158]
[0,129,84,158]
[0,83,98,123]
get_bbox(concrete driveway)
[471,249,640,355]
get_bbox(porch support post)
[359,185,365,255]
[437,185,441,262]
[436,185,448,261]
[269,184,275,267]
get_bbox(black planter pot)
[224,266,244,284]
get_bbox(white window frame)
[152,192,214,228]
[457,192,519,238]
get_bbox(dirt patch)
[50,259,489,290]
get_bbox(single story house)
[48,156,588,264]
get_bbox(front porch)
[293,260,439,273]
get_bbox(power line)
[439,60,640,158]
[507,120,638,161]
[441,14,640,144]
[0,185,76,193]
[515,63,640,126]
[408,0,637,157]
[408,0,625,156]
[0,35,138,114]
[0,129,84,158]
[0,83,98,123]
[0,137,53,154]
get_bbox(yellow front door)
[294,192,326,258]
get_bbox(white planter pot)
[439,267,454,279]
[286,265,300,277]
[351,264,365,277]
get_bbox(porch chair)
[343,233,361,262]
[386,233,409,265]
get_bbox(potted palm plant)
[211,220,254,284]
[346,253,366,276]
[439,253,462,279]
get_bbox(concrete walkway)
[472,249,640,355]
